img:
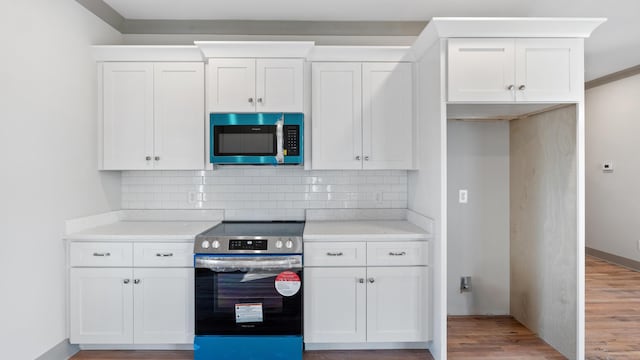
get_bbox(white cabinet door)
[515,38,583,102]
[208,59,256,112]
[256,59,303,112]
[304,267,367,343]
[153,63,205,170]
[311,63,363,170]
[362,63,414,170]
[447,39,516,102]
[132,268,194,344]
[103,63,154,170]
[366,266,429,342]
[70,268,133,344]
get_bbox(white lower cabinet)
[69,242,194,345]
[304,241,430,346]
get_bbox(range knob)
[212,240,221,249]
[275,240,283,249]
[285,240,294,249]
[201,240,210,249]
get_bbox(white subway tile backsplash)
[121,168,407,213]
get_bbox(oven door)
[195,255,302,336]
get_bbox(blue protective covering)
[210,113,304,165]
[194,335,303,360]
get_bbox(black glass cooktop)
[199,221,305,238]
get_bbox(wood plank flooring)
[71,255,640,360]
[586,255,640,359]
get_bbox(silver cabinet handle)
[145,156,151,161]
[389,251,407,256]
[326,252,344,257]
[93,252,111,257]
[156,253,174,257]
[257,98,263,103]
[154,156,160,161]
[123,279,130,284]
[355,156,361,161]
[358,278,365,284]
[364,156,369,161]
[368,278,375,283]
[518,85,526,91]
[248,97,254,103]
[507,85,515,90]
[134,279,141,284]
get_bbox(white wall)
[586,74,640,261]
[510,106,577,360]
[447,120,510,316]
[0,1,122,359]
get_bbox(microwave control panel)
[284,125,300,156]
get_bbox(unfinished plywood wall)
[510,105,577,359]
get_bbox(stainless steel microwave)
[210,113,303,165]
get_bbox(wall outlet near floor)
[460,276,472,293]
[459,189,468,204]
[602,161,614,173]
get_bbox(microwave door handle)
[275,114,285,164]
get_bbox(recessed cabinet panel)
[256,59,304,112]
[70,268,134,344]
[366,266,428,342]
[103,63,154,170]
[208,59,256,113]
[153,63,205,170]
[515,39,583,102]
[304,267,367,343]
[447,39,515,102]
[362,63,414,169]
[311,63,363,170]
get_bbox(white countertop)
[65,221,220,241]
[303,220,430,241]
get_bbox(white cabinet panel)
[70,268,133,344]
[311,62,363,170]
[133,242,193,267]
[448,38,583,103]
[366,266,428,342]
[366,241,428,266]
[362,63,414,169]
[153,63,204,169]
[312,62,414,170]
[207,59,256,112]
[256,59,303,112]
[103,63,154,170]
[304,267,367,343]
[304,242,366,267]
[70,242,133,267]
[515,39,583,102]
[133,268,194,344]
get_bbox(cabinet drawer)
[133,243,193,267]
[304,242,366,267]
[366,241,428,266]
[70,242,133,267]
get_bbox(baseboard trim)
[304,342,429,350]
[586,247,640,271]
[36,339,79,360]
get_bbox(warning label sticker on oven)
[275,271,301,297]
[235,303,263,323]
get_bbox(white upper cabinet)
[448,38,583,103]
[312,62,414,170]
[208,58,303,113]
[101,62,204,170]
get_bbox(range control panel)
[229,239,268,251]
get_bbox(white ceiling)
[103,0,640,80]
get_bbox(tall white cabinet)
[101,62,204,170]
[311,62,414,170]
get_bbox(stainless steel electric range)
[193,221,304,360]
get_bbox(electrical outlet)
[460,276,472,293]
[602,161,614,173]
[459,189,468,204]
[188,192,203,203]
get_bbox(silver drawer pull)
[156,253,174,257]
[358,278,365,284]
[388,251,407,256]
[326,252,344,257]
[93,252,111,257]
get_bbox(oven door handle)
[195,255,302,272]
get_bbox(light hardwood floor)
[71,255,639,360]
